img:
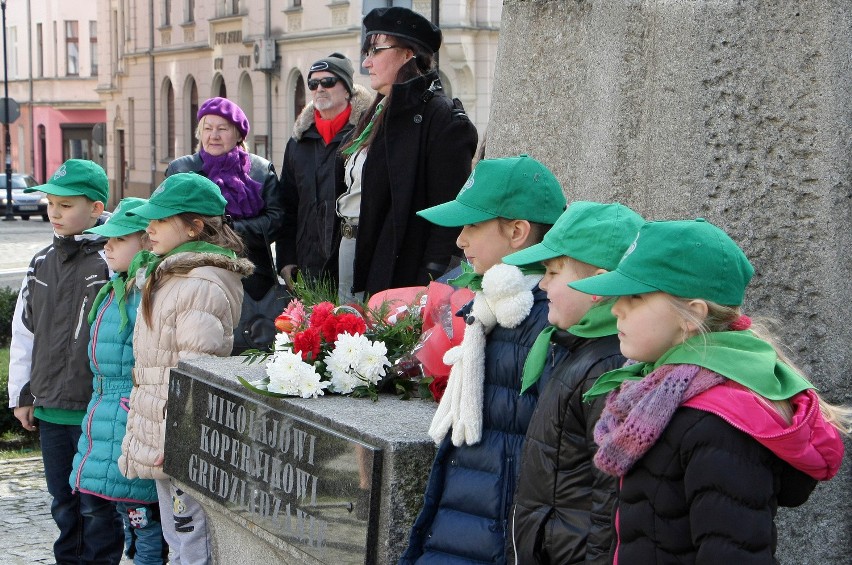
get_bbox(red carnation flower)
[292,327,322,362]
[324,312,366,342]
[309,302,335,329]
[429,375,449,403]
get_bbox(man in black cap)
[276,53,371,286]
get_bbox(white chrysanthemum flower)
[274,332,292,349]
[360,341,390,384]
[295,367,328,399]
[329,370,359,394]
[331,332,367,368]
[266,350,326,397]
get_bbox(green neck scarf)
[583,330,814,401]
[449,262,546,292]
[89,241,235,332]
[87,250,154,332]
[520,301,618,394]
[132,241,237,281]
[342,102,384,157]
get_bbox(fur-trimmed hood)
[155,250,255,279]
[292,83,373,140]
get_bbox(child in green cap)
[502,201,645,565]
[118,173,254,564]
[8,159,125,563]
[69,197,167,564]
[567,219,849,563]
[400,155,567,564]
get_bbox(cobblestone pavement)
[0,457,56,564]
[0,457,133,564]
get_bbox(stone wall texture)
[489,1,850,562]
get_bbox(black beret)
[363,7,442,54]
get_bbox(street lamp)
[1,0,13,221]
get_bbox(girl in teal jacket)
[70,198,166,564]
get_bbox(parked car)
[0,173,48,221]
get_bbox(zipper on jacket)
[501,455,515,539]
[76,292,112,491]
[90,292,113,376]
[74,295,89,340]
[74,384,103,490]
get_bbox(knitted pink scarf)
[594,364,725,477]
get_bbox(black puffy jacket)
[510,332,624,565]
[615,407,817,564]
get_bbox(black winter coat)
[12,225,110,410]
[351,71,478,295]
[615,407,817,564]
[510,332,624,565]
[166,152,281,299]
[400,286,566,565]
[277,85,372,282]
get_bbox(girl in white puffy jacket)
[118,173,253,565]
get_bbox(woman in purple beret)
[166,97,283,352]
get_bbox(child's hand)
[13,406,37,432]
[153,453,165,467]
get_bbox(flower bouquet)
[238,275,433,401]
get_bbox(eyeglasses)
[307,77,341,90]
[364,45,399,59]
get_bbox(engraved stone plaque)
[164,371,381,564]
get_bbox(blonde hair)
[195,115,248,153]
[140,213,244,327]
[665,295,852,434]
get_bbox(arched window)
[163,78,176,159]
[293,72,305,122]
[212,74,227,99]
[184,76,199,153]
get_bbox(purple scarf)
[199,147,264,219]
[593,364,725,477]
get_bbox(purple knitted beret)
[197,97,250,138]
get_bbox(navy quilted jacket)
[400,286,565,564]
[70,283,158,503]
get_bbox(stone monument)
[164,357,437,564]
[488,1,850,562]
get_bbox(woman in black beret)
[336,6,478,301]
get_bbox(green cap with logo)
[568,218,755,306]
[85,197,150,237]
[416,155,566,227]
[503,201,645,270]
[26,159,109,204]
[128,173,227,220]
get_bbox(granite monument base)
[163,356,438,564]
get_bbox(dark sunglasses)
[307,77,341,90]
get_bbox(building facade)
[89,0,500,203]
[1,0,105,186]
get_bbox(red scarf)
[314,105,352,144]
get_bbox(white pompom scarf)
[428,264,541,446]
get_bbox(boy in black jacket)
[8,159,123,564]
[502,201,644,565]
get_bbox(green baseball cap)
[416,155,566,227]
[503,201,645,270]
[85,197,150,237]
[26,159,109,204]
[568,218,755,306]
[128,173,227,220]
